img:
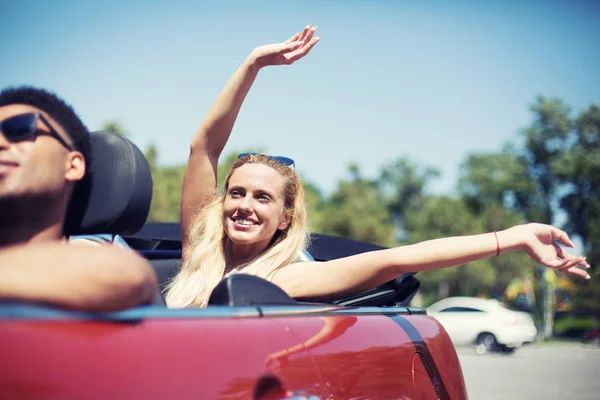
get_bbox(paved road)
[457,343,600,400]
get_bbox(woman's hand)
[264,350,290,369]
[250,25,321,69]
[505,223,591,279]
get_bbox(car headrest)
[63,131,153,236]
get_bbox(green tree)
[517,99,600,318]
[458,150,537,215]
[376,157,440,242]
[101,120,128,137]
[144,145,185,222]
[518,96,574,223]
[318,164,395,247]
[552,104,600,312]
[459,97,600,325]
[303,180,328,234]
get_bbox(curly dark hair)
[0,86,91,166]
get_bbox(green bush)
[554,316,597,338]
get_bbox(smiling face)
[223,163,291,251]
[0,104,85,203]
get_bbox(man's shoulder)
[69,234,130,249]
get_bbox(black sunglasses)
[0,112,73,151]
[237,152,295,170]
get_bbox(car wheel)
[498,344,516,355]
[475,333,497,355]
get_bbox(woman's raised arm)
[181,25,321,257]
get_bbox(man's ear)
[278,211,291,231]
[65,151,86,182]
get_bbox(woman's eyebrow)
[254,189,276,198]
[228,185,276,198]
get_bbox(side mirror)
[208,274,297,306]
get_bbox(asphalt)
[456,342,600,400]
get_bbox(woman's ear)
[278,210,291,231]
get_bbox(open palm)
[252,25,321,68]
[517,223,590,279]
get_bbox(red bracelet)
[493,231,500,256]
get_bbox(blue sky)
[3,0,599,195]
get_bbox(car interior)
[66,130,422,310]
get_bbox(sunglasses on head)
[237,152,295,170]
[0,112,73,151]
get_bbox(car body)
[427,296,537,353]
[0,226,469,400]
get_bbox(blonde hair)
[165,154,309,308]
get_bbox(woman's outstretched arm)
[272,223,591,301]
[181,25,320,259]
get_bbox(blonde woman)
[165,25,590,308]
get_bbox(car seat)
[64,130,162,305]
[64,130,152,238]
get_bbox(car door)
[261,305,468,400]
[0,304,324,400]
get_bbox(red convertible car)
[0,131,468,399]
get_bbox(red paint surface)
[0,314,467,399]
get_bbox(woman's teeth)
[236,218,255,225]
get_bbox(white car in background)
[427,297,537,354]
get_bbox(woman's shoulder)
[294,249,315,263]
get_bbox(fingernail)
[313,25,319,30]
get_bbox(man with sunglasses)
[0,86,157,311]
